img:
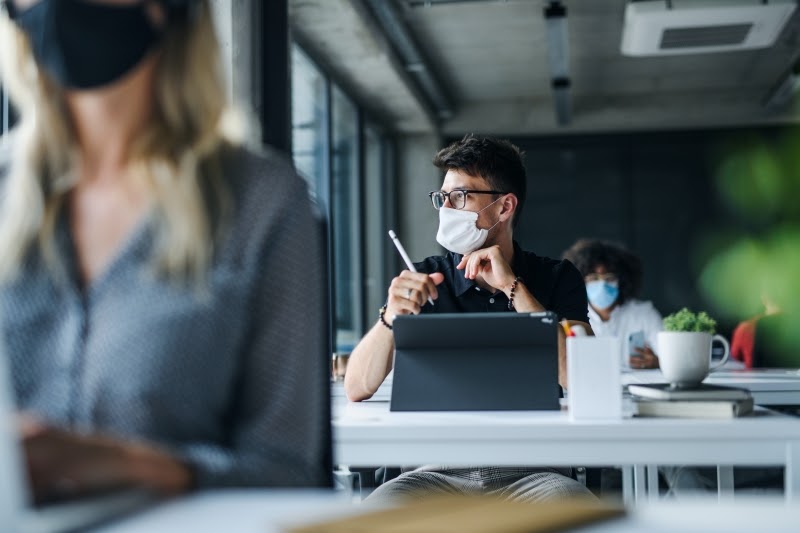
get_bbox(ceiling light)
[544,1,570,126]
[544,1,569,79]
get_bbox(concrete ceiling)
[289,0,437,133]
[290,0,800,135]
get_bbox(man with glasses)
[345,135,594,503]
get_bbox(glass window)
[363,125,391,316]
[291,46,327,205]
[290,43,397,354]
[331,86,362,350]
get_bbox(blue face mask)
[586,280,619,310]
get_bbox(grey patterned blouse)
[0,143,329,488]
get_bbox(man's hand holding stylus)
[384,271,445,326]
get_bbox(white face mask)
[435,197,502,255]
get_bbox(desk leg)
[647,465,659,502]
[634,465,647,502]
[333,467,355,501]
[622,466,634,506]
[717,465,734,502]
[787,441,800,503]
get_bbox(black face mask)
[6,0,162,90]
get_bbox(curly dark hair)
[562,239,643,305]
[433,135,527,227]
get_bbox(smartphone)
[628,331,645,356]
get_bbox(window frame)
[290,42,397,352]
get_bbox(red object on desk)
[731,319,756,369]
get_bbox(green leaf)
[663,308,716,334]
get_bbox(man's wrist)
[502,276,521,297]
[378,305,393,330]
[505,276,524,310]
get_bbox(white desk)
[96,491,800,532]
[94,490,351,533]
[333,368,800,407]
[333,401,800,502]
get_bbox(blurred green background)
[699,105,800,367]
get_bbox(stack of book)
[629,383,754,419]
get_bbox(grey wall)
[211,0,271,147]
[505,127,787,336]
[396,133,444,267]
[211,0,257,108]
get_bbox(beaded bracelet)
[379,305,393,330]
[507,276,523,310]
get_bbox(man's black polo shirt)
[413,241,589,322]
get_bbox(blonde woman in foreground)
[0,0,327,501]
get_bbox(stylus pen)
[388,230,435,306]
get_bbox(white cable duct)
[365,0,455,120]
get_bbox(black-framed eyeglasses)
[428,189,507,210]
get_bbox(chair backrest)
[315,213,333,488]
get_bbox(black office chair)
[316,214,334,489]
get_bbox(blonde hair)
[0,1,242,284]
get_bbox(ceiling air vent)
[660,24,753,49]
[621,0,797,56]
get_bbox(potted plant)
[663,308,717,334]
[658,308,730,388]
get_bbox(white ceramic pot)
[657,331,730,388]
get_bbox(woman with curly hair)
[563,239,662,369]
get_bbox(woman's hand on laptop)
[20,416,192,503]
[385,270,445,325]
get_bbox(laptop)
[0,338,155,532]
[390,312,561,411]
